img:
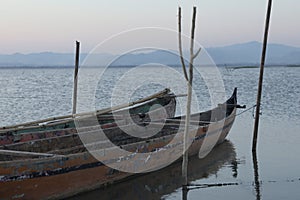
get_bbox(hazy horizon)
[0,41,299,55]
[1,0,300,54]
[1,41,300,66]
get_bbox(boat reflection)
[69,140,237,200]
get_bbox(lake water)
[0,66,299,199]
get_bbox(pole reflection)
[252,151,261,200]
[180,141,237,200]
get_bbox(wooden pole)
[72,41,80,115]
[252,0,273,152]
[178,7,188,81]
[182,186,188,200]
[178,6,201,188]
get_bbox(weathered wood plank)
[0,149,63,158]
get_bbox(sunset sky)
[0,0,299,54]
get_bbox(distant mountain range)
[206,41,300,65]
[1,41,300,67]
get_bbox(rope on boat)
[235,104,257,117]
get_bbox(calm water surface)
[0,66,299,199]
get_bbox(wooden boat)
[0,88,176,145]
[0,88,239,200]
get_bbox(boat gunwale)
[0,97,234,154]
[0,90,237,166]
[0,88,173,133]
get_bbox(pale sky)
[0,0,299,54]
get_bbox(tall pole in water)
[72,41,80,115]
[178,7,201,195]
[252,0,273,152]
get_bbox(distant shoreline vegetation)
[0,65,75,69]
[286,64,300,68]
[0,65,179,69]
[230,65,259,69]
[0,64,298,69]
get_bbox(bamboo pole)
[72,41,80,115]
[252,0,273,152]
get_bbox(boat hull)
[0,107,236,200]
[0,88,239,200]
